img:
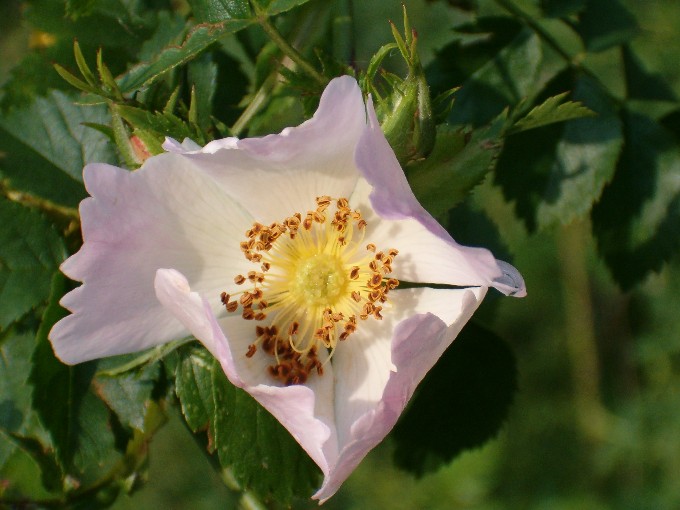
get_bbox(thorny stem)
[253,2,327,86]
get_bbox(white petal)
[49,156,253,364]
[174,76,367,223]
[315,287,486,501]
[350,177,501,287]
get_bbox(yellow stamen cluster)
[220,196,399,386]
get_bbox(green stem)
[96,337,194,377]
[0,180,79,223]
[253,6,326,86]
[231,72,278,137]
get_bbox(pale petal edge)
[313,287,486,502]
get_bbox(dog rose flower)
[49,76,525,502]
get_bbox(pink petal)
[314,287,486,502]
[353,99,526,296]
[154,268,339,478]
[49,156,253,364]
[171,76,367,224]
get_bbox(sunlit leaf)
[592,111,680,289]
[496,75,623,230]
[0,90,116,206]
[187,0,251,23]
[117,21,253,94]
[508,92,595,134]
[450,30,542,126]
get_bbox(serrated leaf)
[117,21,254,94]
[592,111,680,289]
[260,0,313,15]
[509,92,595,134]
[175,345,321,503]
[0,199,66,330]
[6,432,63,493]
[426,16,523,99]
[188,0,251,23]
[496,75,623,231]
[94,362,160,432]
[0,90,116,205]
[450,30,542,126]
[1,329,38,468]
[31,273,116,479]
[536,76,623,227]
[176,346,215,441]
[576,0,638,52]
[114,104,202,146]
[392,322,517,476]
[407,114,507,218]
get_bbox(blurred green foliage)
[1,0,680,508]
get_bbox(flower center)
[221,196,399,386]
[291,253,348,307]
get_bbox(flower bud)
[368,9,436,165]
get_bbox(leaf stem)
[253,3,327,86]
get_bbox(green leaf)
[576,0,639,52]
[407,114,507,219]
[1,328,38,467]
[0,199,66,330]
[31,273,116,479]
[508,92,595,134]
[188,52,219,131]
[259,0,313,15]
[66,0,96,19]
[592,111,680,289]
[622,45,677,102]
[175,345,321,503]
[95,362,161,432]
[0,90,116,205]
[449,30,542,126]
[535,77,623,227]
[496,75,623,230]
[114,103,202,147]
[176,346,216,442]
[392,322,517,476]
[117,21,254,94]
[1,324,63,497]
[540,0,585,17]
[188,0,251,23]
